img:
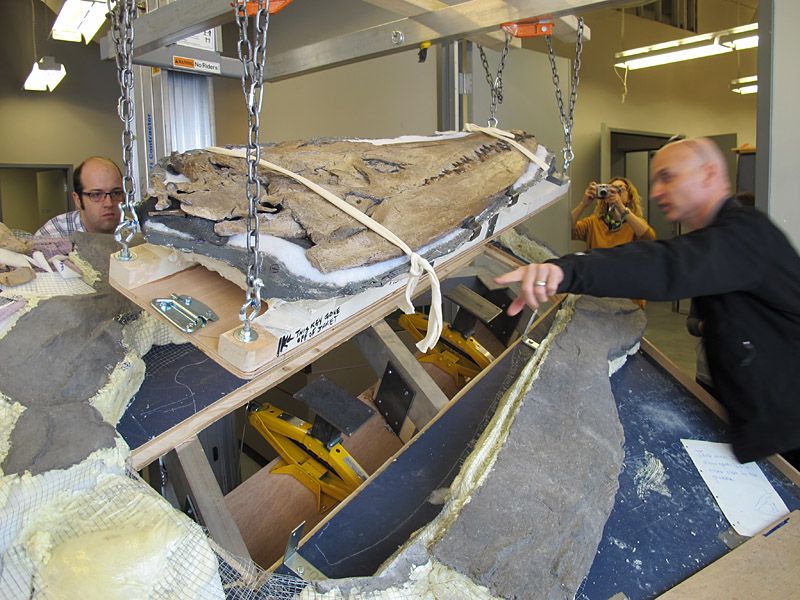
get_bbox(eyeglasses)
[80,190,125,203]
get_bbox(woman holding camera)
[571,177,656,307]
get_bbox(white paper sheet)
[0,247,36,269]
[681,439,789,536]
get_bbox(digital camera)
[595,184,619,199]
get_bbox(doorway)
[602,129,738,318]
[0,165,73,235]
[602,128,677,239]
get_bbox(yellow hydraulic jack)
[398,312,494,388]
[248,404,369,512]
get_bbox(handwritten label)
[681,439,789,536]
[276,307,341,356]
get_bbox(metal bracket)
[718,527,748,550]
[151,293,218,333]
[283,521,328,581]
[486,213,499,238]
[545,156,570,186]
[458,71,473,94]
[522,309,540,350]
[462,216,483,241]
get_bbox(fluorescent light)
[615,23,758,70]
[617,44,730,70]
[51,0,110,44]
[719,24,759,50]
[724,35,758,50]
[24,57,67,91]
[731,76,758,95]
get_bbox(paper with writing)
[681,439,789,536]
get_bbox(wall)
[550,5,758,251]
[758,0,800,249]
[214,49,438,144]
[0,1,122,169]
[213,0,439,143]
[469,46,572,255]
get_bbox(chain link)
[477,33,511,127]
[234,0,270,341]
[108,0,140,260]
[546,18,584,175]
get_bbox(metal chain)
[546,18,584,174]
[108,0,139,260]
[234,0,270,342]
[477,33,511,127]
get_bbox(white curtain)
[168,71,215,153]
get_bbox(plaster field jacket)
[549,197,800,463]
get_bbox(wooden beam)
[164,436,251,559]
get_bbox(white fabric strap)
[463,123,550,172]
[207,145,443,352]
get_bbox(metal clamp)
[151,294,218,334]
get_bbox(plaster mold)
[0,202,646,598]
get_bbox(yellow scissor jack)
[398,312,494,388]
[248,404,369,512]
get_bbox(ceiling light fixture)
[51,0,110,44]
[615,23,758,70]
[24,56,67,91]
[731,75,758,95]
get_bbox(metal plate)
[374,361,415,436]
[294,375,375,436]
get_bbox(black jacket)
[550,197,800,462]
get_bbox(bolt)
[392,30,404,44]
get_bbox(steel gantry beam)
[101,0,623,81]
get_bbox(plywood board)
[657,511,800,599]
[225,389,402,568]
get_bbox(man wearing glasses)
[35,157,123,237]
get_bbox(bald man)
[35,157,123,237]
[497,138,800,464]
